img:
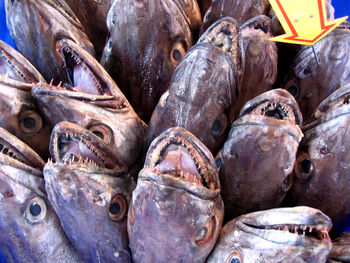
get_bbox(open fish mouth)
[57,39,111,96]
[146,128,219,190]
[51,122,126,171]
[0,127,44,171]
[243,222,331,242]
[257,101,295,121]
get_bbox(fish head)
[0,40,46,83]
[292,83,350,233]
[281,23,350,121]
[207,207,333,263]
[0,127,78,262]
[32,84,146,168]
[128,127,224,262]
[101,0,193,120]
[219,89,303,219]
[0,77,51,160]
[5,0,95,84]
[43,121,132,262]
[146,17,243,154]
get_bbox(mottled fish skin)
[201,0,270,33]
[128,127,224,263]
[146,17,243,154]
[327,232,350,263]
[281,22,350,123]
[0,76,51,160]
[5,0,95,85]
[32,84,147,173]
[0,126,80,263]
[217,89,303,221]
[100,0,194,121]
[230,15,278,119]
[43,121,133,262]
[64,0,113,59]
[207,206,332,263]
[291,83,350,234]
[0,40,46,83]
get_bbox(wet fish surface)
[217,89,303,221]
[5,0,95,84]
[207,206,333,263]
[280,22,350,122]
[128,127,224,263]
[0,40,46,83]
[291,83,350,234]
[44,121,133,262]
[100,0,196,121]
[0,76,51,160]
[327,232,350,263]
[146,17,243,154]
[0,126,80,263]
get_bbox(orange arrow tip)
[269,16,348,45]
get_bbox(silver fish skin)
[0,126,80,263]
[207,206,333,263]
[5,0,95,85]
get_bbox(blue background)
[0,0,349,242]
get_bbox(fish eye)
[25,196,47,224]
[211,114,228,136]
[281,174,293,192]
[294,152,314,182]
[109,194,127,222]
[286,84,299,98]
[88,123,113,144]
[195,216,217,246]
[215,151,223,171]
[19,111,43,134]
[225,250,243,263]
[170,42,186,66]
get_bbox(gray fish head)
[100,0,193,120]
[128,127,224,262]
[0,77,51,160]
[0,40,46,83]
[146,17,242,154]
[0,127,79,262]
[281,22,350,121]
[5,0,95,84]
[32,84,146,168]
[44,122,133,262]
[292,83,350,233]
[207,206,333,263]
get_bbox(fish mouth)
[0,127,44,172]
[51,122,126,171]
[238,89,303,125]
[145,128,219,191]
[236,207,332,245]
[240,15,273,36]
[57,39,112,96]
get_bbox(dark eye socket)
[172,49,182,61]
[88,124,113,144]
[294,152,314,182]
[281,174,293,192]
[195,216,217,246]
[286,85,299,98]
[109,194,127,222]
[19,111,43,133]
[30,202,42,217]
[170,42,186,66]
[92,131,104,139]
[211,114,227,136]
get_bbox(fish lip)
[0,127,44,174]
[55,38,116,96]
[237,89,303,125]
[144,127,220,192]
[239,15,274,36]
[0,40,46,83]
[50,121,127,171]
[197,17,244,82]
[304,83,350,128]
[235,207,332,245]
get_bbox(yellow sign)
[268,0,348,45]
